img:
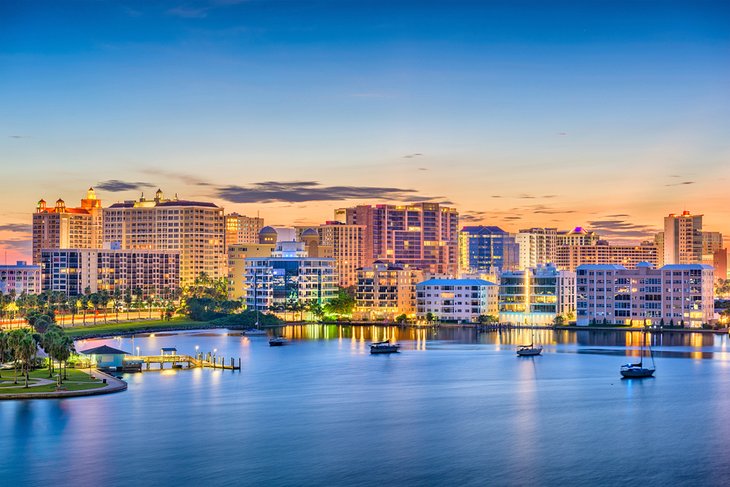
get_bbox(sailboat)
[516,328,543,356]
[620,329,655,378]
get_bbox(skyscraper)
[337,203,459,275]
[458,226,519,273]
[515,227,557,269]
[663,211,703,265]
[225,213,264,249]
[103,189,225,285]
[317,221,365,288]
[32,188,103,264]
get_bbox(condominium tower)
[663,211,703,265]
[103,189,225,284]
[337,203,459,275]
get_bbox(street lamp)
[136,346,140,356]
[195,345,199,360]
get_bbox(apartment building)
[416,278,498,323]
[354,261,423,321]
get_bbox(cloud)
[503,216,522,221]
[214,181,427,204]
[8,135,30,138]
[167,6,209,18]
[403,153,424,159]
[665,181,695,187]
[605,214,630,218]
[531,205,576,215]
[557,132,568,136]
[0,239,31,253]
[587,219,659,239]
[0,223,32,233]
[95,180,156,192]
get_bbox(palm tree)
[112,289,122,322]
[0,331,7,379]
[124,291,133,321]
[8,329,26,384]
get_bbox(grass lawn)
[63,317,207,338]
[0,368,105,395]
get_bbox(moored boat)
[620,329,655,379]
[370,340,401,354]
[516,344,543,356]
[269,337,288,346]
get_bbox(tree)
[479,314,498,325]
[323,289,355,320]
[10,329,37,388]
[0,331,8,379]
[425,312,435,324]
[553,315,565,326]
[395,314,408,324]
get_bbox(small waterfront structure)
[80,345,130,369]
[160,347,178,356]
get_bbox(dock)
[124,353,241,371]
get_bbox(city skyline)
[2,0,729,261]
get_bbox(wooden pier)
[124,353,241,371]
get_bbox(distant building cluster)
[0,186,722,328]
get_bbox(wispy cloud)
[403,153,423,159]
[96,180,156,192]
[665,181,695,187]
[0,223,32,234]
[587,219,659,239]
[167,0,249,19]
[214,181,428,204]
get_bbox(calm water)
[3,326,730,486]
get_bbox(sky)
[1,0,729,262]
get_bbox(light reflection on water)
[2,326,730,486]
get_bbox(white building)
[576,263,714,328]
[416,278,498,323]
[0,261,41,295]
[243,241,337,313]
[663,211,703,265]
[499,264,576,325]
[515,227,557,269]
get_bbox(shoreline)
[0,369,127,401]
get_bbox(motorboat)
[620,329,655,378]
[269,337,288,347]
[244,329,268,336]
[370,340,401,354]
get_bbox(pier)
[124,352,241,371]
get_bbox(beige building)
[556,227,600,247]
[663,211,703,265]
[103,189,225,285]
[32,188,103,264]
[317,222,365,288]
[225,213,264,249]
[555,242,659,272]
[227,243,274,299]
[354,261,423,321]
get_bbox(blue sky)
[1,0,729,259]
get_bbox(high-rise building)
[354,261,423,321]
[243,241,337,313]
[576,263,714,328]
[515,227,557,269]
[556,227,600,247]
[227,243,275,299]
[702,231,723,255]
[337,203,459,275]
[32,188,103,264]
[555,241,659,272]
[103,189,225,285]
[0,261,41,295]
[458,226,519,274]
[654,232,665,267]
[225,213,264,249]
[416,278,498,323]
[498,264,576,325]
[663,211,703,265]
[317,222,365,288]
[40,249,180,298]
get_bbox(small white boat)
[620,330,655,379]
[269,337,288,347]
[370,340,401,354]
[516,344,543,356]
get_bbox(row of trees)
[0,324,74,388]
[0,288,180,326]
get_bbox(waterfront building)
[458,226,519,273]
[555,241,659,272]
[499,264,576,325]
[515,227,557,269]
[576,263,714,328]
[663,211,703,265]
[258,226,297,245]
[354,261,423,321]
[416,278,498,323]
[337,202,459,275]
[243,241,337,313]
[103,189,225,285]
[40,248,180,298]
[556,227,600,247]
[225,213,264,248]
[654,232,665,267]
[32,188,103,264]
[317,222,365,288]
[0,261,41,295]
[227,243,275,299]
